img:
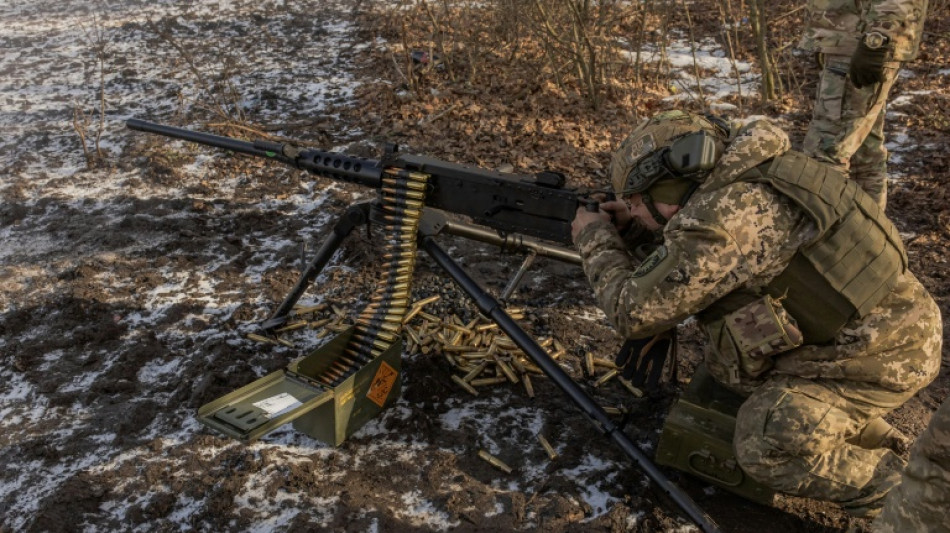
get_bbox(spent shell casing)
[593,357,619,370]
[417,311,441,323]
[276,337,294,347]
[494,355,519,384]
[585,352,596,376]
[309,317,333,329]
[594,368,619,387]
[403,325,422,345]
[618,377,645,398]
[522,374,535,398]
[537,434,557,460]
[247,333,279,345]
[463,360,490,382]
[451,374,479,396]
[476,323,498,332]
[602,406,624,416]
[292,303,328,315]
[510,356,526,375]
[470,376,508,387]
[477,450,513,474]
[539,337,554,348]
[401,306,424,324]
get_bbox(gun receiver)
[127,118,582,245]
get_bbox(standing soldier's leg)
[848,106,889,210]
[802,54,899,207]
[872,399,950,533]
[733,375,915,517]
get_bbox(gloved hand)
[849,40,888,88]
[614,330,676,390]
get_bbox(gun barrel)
[127,119,277,159]
[126,119,385,189]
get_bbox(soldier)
[571,111,942,517]
[872,397,950,532]
[799,0,929,208]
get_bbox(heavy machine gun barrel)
[126,118,583,245]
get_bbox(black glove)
[614,331,676,390]
[849,41,888,88]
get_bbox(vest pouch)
[723,295,803,377]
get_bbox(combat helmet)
[609,110,729,224]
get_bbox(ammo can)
[197,326,402,445]
[655,364,776,505]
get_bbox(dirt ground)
[1,1,948,532]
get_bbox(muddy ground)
[1,1,948,532]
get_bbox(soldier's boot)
[847,417,910,456]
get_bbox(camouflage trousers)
[802,54,901,209]
[872,398,950,532]
[733,374,920,517]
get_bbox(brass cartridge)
[522,374,535,398]
[463,360,490,382]
[537,434,557,460]
[493,355,519,384]
[584,352,596,376]
[594,369,619,388]
[477,450,513,474]
[451,374,479,396]
[470,376,508,387]
[247,333,279,345]
[618,377,644,398]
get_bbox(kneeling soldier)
[571,111,942,518]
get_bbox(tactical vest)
[700,151,908,344]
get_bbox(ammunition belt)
[315,169,429,386]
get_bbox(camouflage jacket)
[576,120,942,394]
[799,0,928,61]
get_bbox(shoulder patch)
[633,245,668,277]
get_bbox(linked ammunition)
[477,450,513,474]
[451,374,479,396]
[381,187,425,199]
[537,434,557,460]
[594,369,619,387]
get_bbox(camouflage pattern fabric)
[575,119,943,515]
[872,398,950,531]
[799,0,928,61]
[802,54,900,208]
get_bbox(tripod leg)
[419,235,719,533]
[260,203,372,331]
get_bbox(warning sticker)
[252,392,302,418]
[366,362,398,407]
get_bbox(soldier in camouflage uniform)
[872,397,950,532]
[799,0,928,208]
[571,111,942,517]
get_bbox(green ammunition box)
[198,327,402,445]
[655,365,775,505]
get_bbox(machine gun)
[126,119,720,533]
